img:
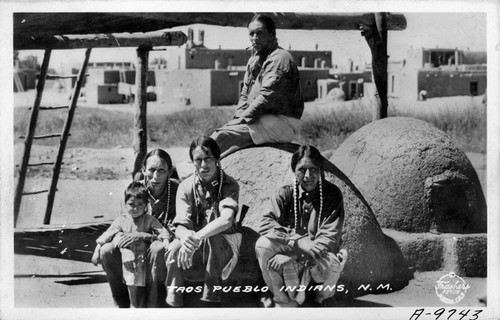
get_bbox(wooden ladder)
[14,71,25,92]
[14,48,92,227]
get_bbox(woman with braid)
[255,145,347,307]
[93,149,178,308]
[165,136,241,307]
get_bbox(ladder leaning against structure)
[14,71,25,92]
[14,48,92,227]
[13,30,189,227]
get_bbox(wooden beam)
[111,12,407,31]
[132,44,151,179]
[14,30,187,50]
[362,12,389,120]
[14,13,407,38]
[285,12,406,30]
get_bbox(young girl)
[92,181,172,308]
[98,148,177,308]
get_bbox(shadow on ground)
[15,272,108,286]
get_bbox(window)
[349,81,357,98]
[470,81,478,96]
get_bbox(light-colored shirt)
[173,171,239,233]
[96,213,172,245]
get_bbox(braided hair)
[291,145,325,230]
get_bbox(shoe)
[259,296,275,308]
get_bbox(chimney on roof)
[198,29,205,47]
[187,28,194,48]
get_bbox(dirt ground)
[12,253,487,309]
[9,91,490,314]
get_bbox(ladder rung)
[38,106,70,110]
[22,188,58,196]
[28,162,56,167]
[46,74,89,79]
[22,189,49,196]
[33,133,62,139]
[19,133,70,139]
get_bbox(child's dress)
[96,214,171,286]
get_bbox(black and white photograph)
[1,1,499,319]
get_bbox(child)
[92,181,172,308]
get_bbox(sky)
[16,12,487,73]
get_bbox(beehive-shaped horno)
[222,145,411,297]
[330,117,486,233]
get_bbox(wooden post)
[132,44,151,178]
[43,47,92,225]
[14,49,52,227]
[362,12,389,120]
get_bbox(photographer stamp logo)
[435,272,470,304]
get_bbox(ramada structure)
[13,12,407,226]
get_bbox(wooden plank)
[19,134,67,139]
[14,49,52,227]
[134,12,407,31]
[132,45,150,178]
[43,48,92,225]
[39,106,70,110]
[15,30,188,50]
[22,190,49,196]
[14,13,406,37]
[33,133,62,139]
[46,74,87,80]
[14,222,111,263]
[28,162,56,167]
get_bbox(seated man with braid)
[211,14,303,158]
[255,145,347,307]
